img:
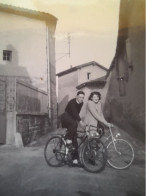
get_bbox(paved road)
[0,141,145,196]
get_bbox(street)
[0,136,145,196]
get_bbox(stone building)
[0,4,57,145]
[103,0,145,141]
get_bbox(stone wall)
[16,114,49,146]
[104,0,145,142]
[0,76,51,145]
[16,80,50,146]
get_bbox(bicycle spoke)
[44,136,66,167]
[107,139,134,169]
[82,139,107,173]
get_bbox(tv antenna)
[56,32,71,62]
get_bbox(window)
[3,50,12,61]
[87,72,91,80]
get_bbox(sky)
[0,0,120,73]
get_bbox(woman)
[85,91,112,129]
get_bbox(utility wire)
[56,53,69,62]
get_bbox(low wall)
[16,114,49,146]
[16,80,50,146]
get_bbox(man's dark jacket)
[65,98,83,121]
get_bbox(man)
[61,91,85,164]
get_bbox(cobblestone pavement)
[0,127,145,196]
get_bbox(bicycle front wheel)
[107,139,134,169]
[81,138,107,173]
[44,136,66,167]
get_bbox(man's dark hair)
[88,91,101,100]
[77,91,85,96]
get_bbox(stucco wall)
[77,65,106,85]
[0,12,47,79]
[0,9,57,128]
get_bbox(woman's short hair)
[88,91,101,100]
[77,91,85,96]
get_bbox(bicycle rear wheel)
[81,138,107,173]
[44,135,66,167]
[107,139,134,169]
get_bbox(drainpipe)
[46,24,51,123]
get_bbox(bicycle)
[100,126,134,170]
[44,126,107,173]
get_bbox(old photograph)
[0,0,145,196]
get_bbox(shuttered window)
[3,50,12,61]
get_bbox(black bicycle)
[44,126,107,173]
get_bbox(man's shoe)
[66,139,72,144]
[72,159,82,167]
[73,159,78,164]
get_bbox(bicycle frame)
[44,126,134,170]
[44,127,108,172]
[77,127,101,149]
[62,127,99,155]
